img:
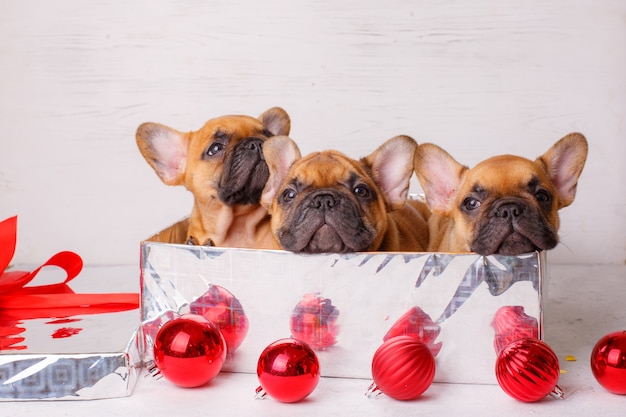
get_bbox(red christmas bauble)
[290,293,339,350]
[190,284,249,353]
[153,314,226,388]
[590,330,626,395]
[256,338,320,403]
[370,335,436,401]
[495,338,560,402]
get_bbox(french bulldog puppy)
[260,135,430,253]
[136,107,290,249]
[413,133,588,255]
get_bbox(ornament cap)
[549,384,565,400]
[364,381,383,398]
[254,386,268,400]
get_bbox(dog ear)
[413,143,467,213]
[259,107,291,136]
[261,135,301,209]
[536,132,588,208]
[136,122,188,186]
[363,135,418,210]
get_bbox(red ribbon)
[0,216,139,349]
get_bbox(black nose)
[310,193,338,210]
[495,202,523,219]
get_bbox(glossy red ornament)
[384,306,442,356]
[190,284,249,353]
[495,338,562,402]
[256,338,320,403]
[367,335,436,401]
[290,293,339,350]
[153,314,226,388]
[492,306,538,354]
[590,330,626,394]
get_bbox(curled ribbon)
[1,216,139,350]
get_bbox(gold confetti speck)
[560,369,568,374]
[565,355,577,362]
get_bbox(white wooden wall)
[1,0,624,265]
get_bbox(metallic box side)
[140,242,543,384]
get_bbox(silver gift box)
[140,243,545,384]
[0,266,141,401]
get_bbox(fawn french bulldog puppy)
[413,133,588,255]
[260,135,430,253]
[136,107,290,249]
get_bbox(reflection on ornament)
[590,330,626,395]
[190,284,249,353]
[290,293,339,350]
[153,314,226,388]
[495,338,563,402]
[492,306,538,354]
[367,335,435,401]
[255,338,320,403]
[384,307,442,356]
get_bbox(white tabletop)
[4,263,626,416]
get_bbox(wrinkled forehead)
[197,115,269,139]
[465,155,550,194]
[290,151,368,188]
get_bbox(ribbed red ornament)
[369,336,436,401]
[495,338,560,402]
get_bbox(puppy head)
[262,135,417,253]
[136,107,290,206]
[414,133,588,255]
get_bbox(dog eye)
[462,197,481,211]
[282,189,296,202]
[206,142,225,157]
[535,190,552,203]
[353,185,370,198]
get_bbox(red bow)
[1,216,139,350]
